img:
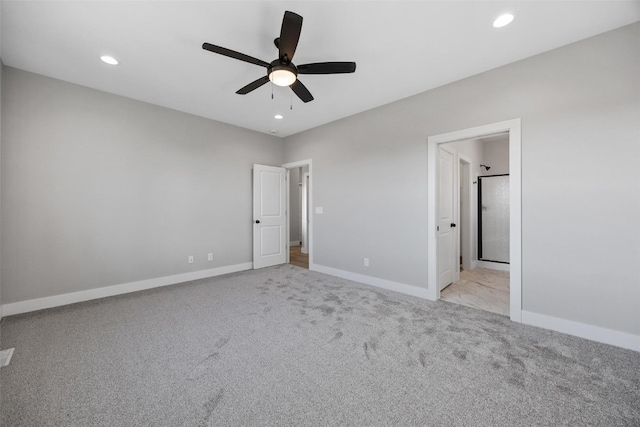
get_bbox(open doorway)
[438,134,510,316]
[283,160,312,269]
[427,119,522,323]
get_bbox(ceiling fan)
[202,11,356,103]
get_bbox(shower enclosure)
[478,174,510,263]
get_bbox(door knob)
[255,220,260,224]
[450,223,456,228]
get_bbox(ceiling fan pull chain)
[271,84,274,100]
[290,93,293,110]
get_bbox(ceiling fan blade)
[236,76,270,95]
[297,62,357,74]
[278,11,303,62]
[202,43,270,68]
[290,79,314,103]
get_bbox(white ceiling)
[2,1,639,137]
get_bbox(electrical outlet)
[0,348,14,368]
[207,253,213,261]
[188,255,194,264]
[364,258,369,267]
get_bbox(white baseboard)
[289,241,301,247]
[522,310,640,352]
[1,262,253,318]
[462,260,476,271]
[6,263,636,353]
[477,260,510,272]
[312,264,429,300]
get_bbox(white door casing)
[458,154,474,272]
[438,146,456,291]
[282,159,313,268]
[301,172,309,254]
[253,164,287,269]
[427,119,522,323]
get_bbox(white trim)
[301,172,309,254]
[458,153,474,272]
[1,263,253,317]
[282,159,313,269]
[285,168,291,264]
[427,119,522,324]
[476,261,510,272]
[290,241,301,247]
[282,159,312,169]
[313,264,429,300]
[508,123,522,322]
[522,311,640,353]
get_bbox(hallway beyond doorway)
[289,245,309,269]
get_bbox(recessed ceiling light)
[493,13,514,28]
[274,114,284,120]
[100,55,118,65]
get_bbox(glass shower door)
[478,175,510,263]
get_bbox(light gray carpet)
[1,264,639,426]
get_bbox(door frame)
[427,119,522,322]
[282,159,313,269]
[458,153,474,272]
[301,171,310,254]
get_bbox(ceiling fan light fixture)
[269,67,297,87]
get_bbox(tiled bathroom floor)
[440,267,510,316]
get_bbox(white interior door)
[253,164,287,269]
[438,147,456,291]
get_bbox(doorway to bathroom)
[427,119,522,322]
[439,134,510,316]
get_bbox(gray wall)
[447,138,484,168]
[284,23,640,336]
[482,137,509,176]
[1,67,283,303]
